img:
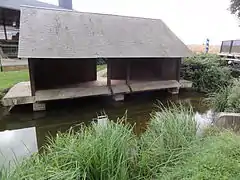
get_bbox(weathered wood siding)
[19,6,191,58]
[29,58,96,91]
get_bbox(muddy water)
[0,90,207,168]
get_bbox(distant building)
[0,0,63,58]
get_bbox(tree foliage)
[230,0,240,18]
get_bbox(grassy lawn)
[0,70,29,91]
[97,64,107,72]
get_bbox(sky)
[40,0,240,45]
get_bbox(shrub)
[206,79,240,113]
[182,54,232,93]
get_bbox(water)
[0,90,207,168]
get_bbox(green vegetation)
[0,70,29,99]
[0,71,29,91]
[97,64,107,72]
[3,104,240,180]
[183,54,232,93]
[206,79,240,113]
[137,104,196,179]
[2,122,137,180]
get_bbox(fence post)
[205,38,209,53]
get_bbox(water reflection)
[0,127,38,168]
[0,90,208,168]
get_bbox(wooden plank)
[35,82,111,101]
[28,59,36,96]
[129,80,180,92]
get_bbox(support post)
[229,40,234,54]
[126,60,132,92]
[168,88,179,95]
[33,102,46,111]
[112,94,125,102]
[28,59,36,96]
[126,60,131,84]
[2,10,7,40]
[176,58,181,82]
[107,59,113,94]
[107,59,111,86]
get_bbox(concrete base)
[215,113,240,132]
[33,102,46,111]
[168,87,180,95]
[112,94,125,102]
[180,80,193,89]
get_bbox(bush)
[206,79,240,113]
[137,104,196,179]
[183,54,232,93]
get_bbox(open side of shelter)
[2,6,191,111]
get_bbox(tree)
[230,0,240,18]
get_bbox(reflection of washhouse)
[2,6,191,111]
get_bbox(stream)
[0,90,208,168]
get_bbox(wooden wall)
[29,58,96,93]
[110,58,180,81]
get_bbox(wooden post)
[2,10,7,40]
[28,59,36,96]
[107,58,111,87]
[126,59,131,84]
[229,40,234,54]
[176,58,181,82]
[106,58,114,95]
[126,59,132,92]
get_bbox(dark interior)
[110,58,180,81]
[29,58,97,90]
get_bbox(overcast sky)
[40,0,240,45]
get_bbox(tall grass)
[206,79,240,113]
[137,104,196,179]
[3,122,137,180]
[3,104,240,179]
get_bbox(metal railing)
[220,40,240,54]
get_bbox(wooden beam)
[28,59,36,96]
[229,40,234,54]
[176,58,181,82]
[1,10,7,40]
[107,58,113,94]
[107,58,111,86]
[126,60,131,84]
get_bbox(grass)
[0,70,29,91]
[206,79,240,113]
[2,104,240,179]
[97,64,107,72]
[137,104,197,179]
[2,122,137,180]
